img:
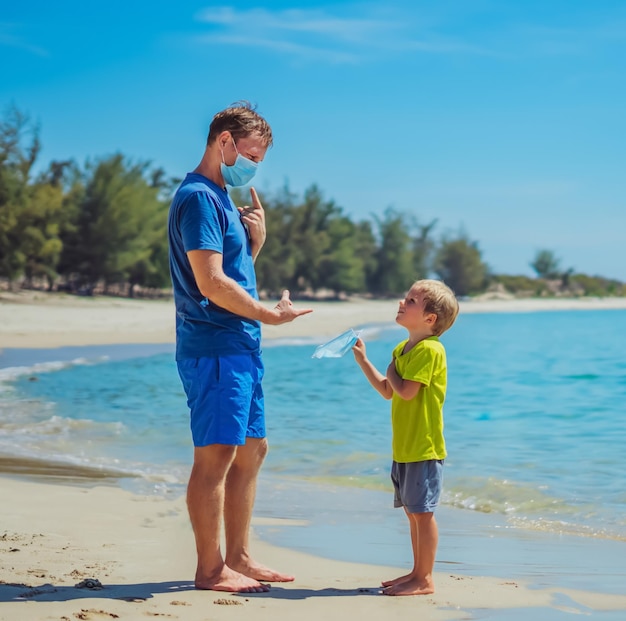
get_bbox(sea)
[1,308,625,598]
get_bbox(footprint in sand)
[73,610,119,620]
[214,598,243,606]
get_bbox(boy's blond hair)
[412,279,459,336]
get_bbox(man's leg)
[223,437,295,582]
[187,444,270,592]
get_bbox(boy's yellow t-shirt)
[390,336,448,463]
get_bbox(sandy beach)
[2,291,626,620]
[5,477,624,621]
[2,289,626,349]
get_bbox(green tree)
[412,219,438,280]
[20,180,64,288]
[126,166,175,293]
[370,208,415,296]
[0,106,42,286]
[288,184,337,292]
[317,216,367,294]
[58,154,167,293]
[241,184,300,296]
[352,220,378,293]
[242,184,374,297]
[254,184,344,295]
[571,274,626,297]
[530,249,562,279]
[434,230,488,296]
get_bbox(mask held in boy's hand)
[311,329,362,359]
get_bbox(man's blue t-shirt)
[168,173,261,359]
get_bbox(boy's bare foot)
[382,576,434,596]
[381,573,413,587]
[229,559,295,583]
[195,565,270,593]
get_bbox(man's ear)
[218,130,232,149]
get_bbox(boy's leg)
[381,508,418,587]
[382,460,442,596]
[383,511,438,596]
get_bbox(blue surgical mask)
[311,329,362,359]
[220,137,258,187]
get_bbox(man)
[168,102,312,593]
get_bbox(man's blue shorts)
[177,352,265,447]
[391,459,444,514]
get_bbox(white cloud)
[510,15,626,57]
[197,33,360,64]
[196,6,397,41]
[191,4,626,63]
[0,23,48,57]
[192,5,480,63]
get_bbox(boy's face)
[395,287,437,333]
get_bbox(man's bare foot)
[381,573,413,587]
[195,565,270,593]
[382,576,434,596]
[229,559,295,583]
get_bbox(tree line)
[1,106,623,299]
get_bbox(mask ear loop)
[221,134,239,165]
[231,134,240,156]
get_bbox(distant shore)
[2,290,626,349]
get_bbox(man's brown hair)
[207,101,273,148]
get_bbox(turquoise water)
[1,309,626,547]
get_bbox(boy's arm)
[386,361,422,401]
[352,339,393,400]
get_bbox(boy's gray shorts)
[391,459,444,514]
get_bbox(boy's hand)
[352,338,367,363]
[352,338,394,400]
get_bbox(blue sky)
[2,1,625,279]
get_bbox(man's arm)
[352,339,393,400]
[385,362,422,400]
[187,249,311,325]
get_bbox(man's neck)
[193,148,225,188]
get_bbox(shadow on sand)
[0,580,382,603]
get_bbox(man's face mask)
[220,136,258,187]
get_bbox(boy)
[352,279,459,596]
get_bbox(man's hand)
[238,187,266,260]
[269,290,313,325]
